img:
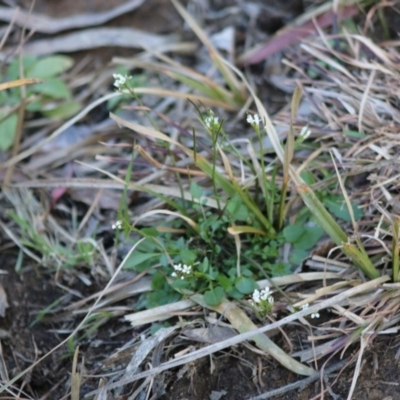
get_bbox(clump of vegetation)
[108,74,370,313]
[0,55,80,150]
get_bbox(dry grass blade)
[171,0,246,104]
[121,87,238,110]
[191,295,316,376]
[78,162,225,211]
[124,300,196,327]
[119,326,178,382]
[133,209,198,230]
[117,56,238,107]
[0,77,42,91]
[71,346,81,400]
[257,272,343,288]
[0,218,42,264]
[87,276,389,396]
[347,331,370,400]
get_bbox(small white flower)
[252,288,273,304]
[252,289,261,304]
[259,287,270,301]
[299,125,311,139]
[247,114,261,127]
[174,263,181,271]
[301,303,309,310]
[311,312,320,319]
[204,113,219,130]
[112,220,123,230]
[113,73,129,89]
[181,264,192,274]
[171,263,192,279]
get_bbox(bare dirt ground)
[1,0,400,399]
[2,249,400,399]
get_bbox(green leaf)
[25,100,44,112]
[300,171,315,185]
[206,267,218,280]
[199,257,209,273]
[226,195,249,222]
[175,237,186,250]
[283,223,305,243]
[0,90,19,107]
[235,276,258,294]
[0,113,18,150]
[179,248,197,264]
[324,196,362,222]
[107,93,131,111]
[140,227,159,237]
[124,251,159,271]
[204,286,224,306]
[30,78,70,99]
[226,287,243,299]
[270,262,292,276]
[343,129,365,139]
[289,249,309,265]
[170,278,191,291]
[26,55,73,79]
[147,290,182,308]
[190,181,203,199]
[216,274,232,291]
[41,100,81,119]
[296,185,348,246]
[151,272,166,290]
[241,268,253,278]
[160,254,169,267]
[292,225,324,250]
[7,56,37,80]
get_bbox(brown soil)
[0,254,68,394]
[2,251,400,399]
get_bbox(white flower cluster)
[112,220,123,230]
[171,263,192,279]
[246,113,261,127]
[299,125,311,139]
[301,303,320,319]
[113,73,130,89]
[204,112,220,130]
[252,287,274,305]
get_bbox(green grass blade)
[297,184,379,279]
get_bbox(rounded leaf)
[27,56,73,79]
[235,276,258,294]
[204,286,224,306]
